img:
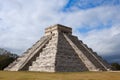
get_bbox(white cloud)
[0,0,68,54]
[62,5,120,29]
[81,24,120,56]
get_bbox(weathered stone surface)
[4,24,111,72]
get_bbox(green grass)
[0,71,120,80]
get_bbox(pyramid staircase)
[4,24,111,72]
[4,35,53,71]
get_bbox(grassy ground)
[0,71,120,80]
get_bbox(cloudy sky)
[0,0,120,63]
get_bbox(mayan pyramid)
[4,24,111,72]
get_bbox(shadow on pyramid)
[4,24,111,72]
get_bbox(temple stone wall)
[67,35,111,70]
[55,33,88,72]
[29,34,58,72]
[4,24,111,72]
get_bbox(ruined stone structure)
[4,24,111,72]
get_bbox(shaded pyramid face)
[4,24,111,72]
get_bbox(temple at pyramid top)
[4,24,111,72]
[45,24,72,35]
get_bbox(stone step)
[29,34,57,71]
[40,50,56,54]
[23,36,48,55]
[4,61,18,70]
[32,63,55,67]
[48,40,57,43]
[38,53,56,57]
[42,47,56,51]
[29,66,55,72]
[35,56,55,62]
[63,34,98,71]
[93,52,110,68]
[5,34,53,71]
[45,43,57,46]
[68,35,107,70]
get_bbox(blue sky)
[0,0,120,63]
[64,0,120,10]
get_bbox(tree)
[0,48,18,70]
[0,55,15,70]
[111,63,120,70]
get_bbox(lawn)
[0,71,120,80]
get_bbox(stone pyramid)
[4,24,111,72]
